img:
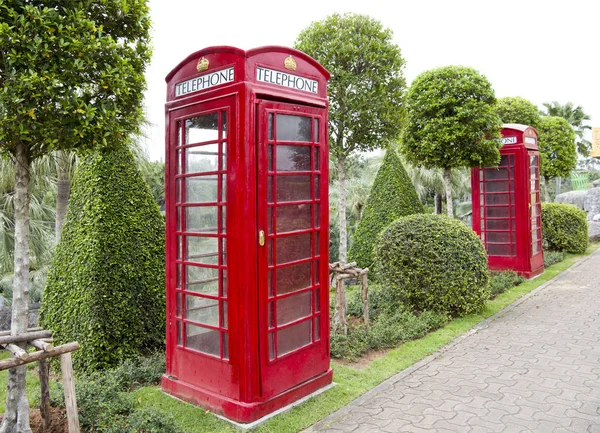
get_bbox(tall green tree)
[0,1,150,430]
[400,66,502,217]
[537,116,577,202]
[295,13,406,262]
[496,96,541,128]
[543,101,592,157]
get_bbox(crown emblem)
[197,57,209,72]
[284,56,297,71]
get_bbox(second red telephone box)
[472,124,544,278]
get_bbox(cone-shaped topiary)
[349,150,423,270]
[541,203,588,254]
[375,214,489,317]
[40,146,165,372]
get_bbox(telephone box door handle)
[259,230,265,246]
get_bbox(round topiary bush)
[541,203,588,254]
[374,214,489,317]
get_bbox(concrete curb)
[303,248,600,432]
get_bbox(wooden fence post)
[39,359,51,431]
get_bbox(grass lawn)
[1,242,598,432]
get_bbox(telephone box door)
[257,100,329,399]
[528,152,544,272]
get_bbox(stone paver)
[306,250,600,433]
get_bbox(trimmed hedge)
[349,150,423,270]
[41,147,166,372]
[541,203,588,254]
[375,214,489,317]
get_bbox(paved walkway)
[307,250,600,433]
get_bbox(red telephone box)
[162,46,332,423]
[471,124,544,278]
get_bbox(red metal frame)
[163,46,332,423]
[471,124,544,278]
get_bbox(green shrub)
[488,271,525,298]
[544,250,565,268]
[345,284,391,320]
[123,408,180,433]
[349,150,423,270]
[375,214,489,317]
[541,203,588,254]
[40,147,166,372]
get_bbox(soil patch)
[0,407,69,433]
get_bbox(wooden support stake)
[1,343,29,360]
[39,358,51,432]
[0,327,42,337]
[335,277,348,335]
[361,272,369,326]
[61,352,80,433]
[0,342,80,371]
[0,330,52,345]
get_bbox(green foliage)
[401,66,502,171]
[140,161,165,206]
[541,203,588,254]
[0,1,151,158]
[375,214,490,317]
[537,116,577,181]
[488,271,525,298]
[544,250,566,268]
[496,96,541,128]
[330,308,448,361]
[295,13,406,159]
[349,150,423,270]
[41,147,165,372]
[543,101,592,157]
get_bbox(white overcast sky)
[142,0,600,161]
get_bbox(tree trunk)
[0,142,33,433]
[434,193,442,214]
[55,151,71,241]
[337,156,347,263]
[555,177,562,197]
[544,177,551,203]
[443,168,453,217]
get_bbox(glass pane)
[268,176,274,203]
[276,175,311,202]
[314,175,320,198]
[277,233,311,264]
[268,302,275,328]
[177,236,182,259]
[313,119,319,143]
[185,144,219,173]
[185,295,219,326]
[221,174,227,202]
[222,269,227,297]
[177,207,182,232]
[268,238,274,266]
[487,232,512,243]
[485,181,509,193]
[186,113,219,144]
[486,207,511,218]
[177,121,182,146]
[185,176,218,203]
[220,238,226,265]
[314,260,320,284]
[487,244,512,256]
[186,206,218,233]
[222,333,229,359]
[222,302,228,329]
[499,155,509,167]
[277,145,311,171]
[176,264,182,288]
[268,145,273,171]
[176,179,181,204]
[268,207,273,234]
[486,194,511,206]
[315,232,320,256]
[220,206,226,234]
[186,265,218,295]
[314,317,320,341]
[176,293,182,317]
[315,288,321,312]
[177,150,182,174]
[185,323,220,356]
[221,111,227,139]
[484,168,508,180]
[277,320,312,356]
[314,203,320,228]
[276,204,312,233]
[277,291,312,326]
[314,147,320,170]
[186,236,219,264]
[276,261,312,295]
[269,332,275,360]
[177,321,182,345]
[268,113,274,141]
[486,219,511,230]
[268,270,274,297]
[276,114,311,142]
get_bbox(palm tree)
[542,101,592,157]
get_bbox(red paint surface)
[163,46,332,423]
[471,124,544,278]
